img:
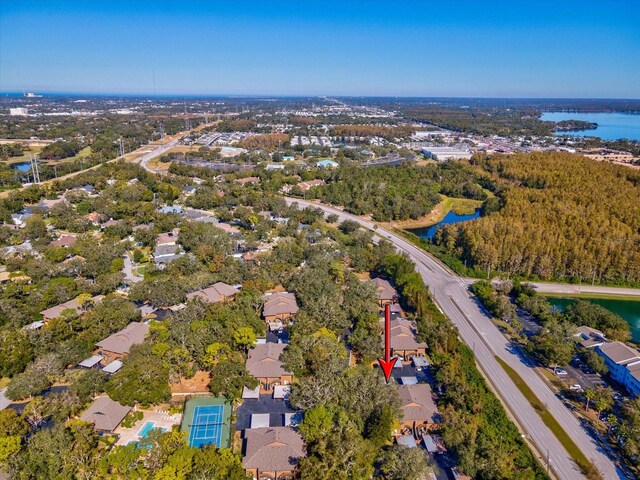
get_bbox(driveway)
[123,253,143,284]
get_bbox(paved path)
[285,198,626,480]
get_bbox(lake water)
[409,208,481,240]
[540,112,640,141]
[546,297,640,343]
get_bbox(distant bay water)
[541,111,640,141]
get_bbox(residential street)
[286,198,626,480]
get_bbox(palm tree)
[584,387,595,413]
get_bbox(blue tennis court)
[181,396,231,449]
[188,405,224,448]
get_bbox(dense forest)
[434,152,640,285]
[315,163,488,222]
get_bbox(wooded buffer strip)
[379,254,548,480]
[316,163,487,222]
[435,152,640,285]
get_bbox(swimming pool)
[137,421,167,439]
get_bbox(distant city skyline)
[1,1,639,98]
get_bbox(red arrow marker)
[378,303,397,383]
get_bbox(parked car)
[554,368,568,376]
[569,384,583,391]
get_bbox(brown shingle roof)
[186,282,240,304]
[80,396,131,431]
[235,176,260,185]
[96,322,149,355]
[381,318,428,351]
[262,292,298,318]
[297,179,325,191]
[40,295,104,320]
[243,427,305,472]
[50,234,77,248]
[398,384,439,423]
[246,343,290,378]
[372,278,397,301]
[156,228,180,246]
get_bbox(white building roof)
[242,385,261,399]
[78,355,103,368]
[102,360,123,374]
[250,413,270,429]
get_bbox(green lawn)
[540,292,640,302]
[495,356,598,477]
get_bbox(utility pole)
[118,137,125,157]
[159,122,165,140]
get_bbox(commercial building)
[9,108,28,116]
[596,341,640,396]
[421,147,472,161]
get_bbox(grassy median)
[495,356,601,478]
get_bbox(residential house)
[371,278,398,306]
[243,427,305,480]
[262,292,299,330]
[596,341,640,396]
[183,185,197,196]
[296,179,324,192]
[84,212,103,226]
[316,159,339,169]
[160,205,183,215]
[214,222,242,235]
[266,164,285,170]
[246,343,293,392]
[40,295,104,323]
[50,234,77,248]
[397,384,440,433]
[80,396,131,432]
[11,208,32,226]
[154,229,185,265]
[37,197,66,211]
[235,176,260,185]
[382,317,428,360]
[186,282,240,304]
[96,322,150,364]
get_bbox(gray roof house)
[80,396,131,432]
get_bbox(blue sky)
[1,1,639,97]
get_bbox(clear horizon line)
[1,90,639,101]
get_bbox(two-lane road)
[286,198,626,480]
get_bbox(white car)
[569,384,582,391]
[554,368,568,376]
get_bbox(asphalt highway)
[285,198,627,480]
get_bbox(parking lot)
[563,364,606,391]
[235,395,300,431]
